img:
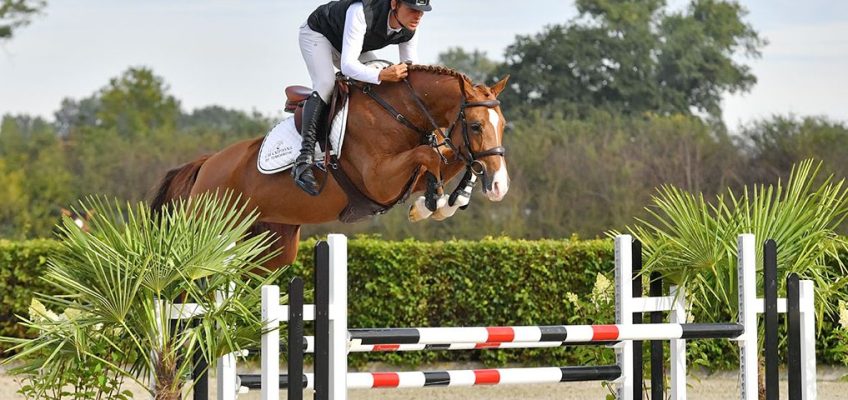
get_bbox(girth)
[318,80,421,223]
[329,155,420,223]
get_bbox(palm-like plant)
[2,191,284,400]
[623,159,848,322]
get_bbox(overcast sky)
[1,0,847,129]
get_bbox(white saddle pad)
[257,100,349,174]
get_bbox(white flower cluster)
[28,299,103,331]
[591,273,613,306]
[565,292,581,310]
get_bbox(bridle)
[355,73,506,191]
[444,93,505,179]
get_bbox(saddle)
[285,60,392,134]
[284,84,348,142]
[283,81,418,223]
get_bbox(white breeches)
[299,23,379,102]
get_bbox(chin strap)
[390,8,411,31]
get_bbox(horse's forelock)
[475,85,496,98]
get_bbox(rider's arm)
[340,3,382,84]
[398,29,419,64]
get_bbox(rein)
[354,73,505,183]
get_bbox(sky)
[1,0,847,129]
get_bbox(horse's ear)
[490,75,510,97]
[61,208,72,217]
[460,76,475,96]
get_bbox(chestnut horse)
[151,65,510,269]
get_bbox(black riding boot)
[292,92,327,196]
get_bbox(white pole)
[614,235,633,400]
[669,285,687,400]
[737,234,757,400]
[217,284,238,400]
[152,299,163,399]
[261,286,280,400]
[218,352,238,400]
[328,234,348,400]
[799,280,817,400]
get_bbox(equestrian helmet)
[399,0,432,12]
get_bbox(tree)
[96,67,181,139]
[0,0,46,40]
[497,0,765,120]
[0,115,73,238]
[739,116,848,185]
[437,47,498,84]
[655,0,764,118]
[179,105,269,139]
[63,68,184,202]
[54,96,100,137]
[0,158,28,238]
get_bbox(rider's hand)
[379,63,408,82]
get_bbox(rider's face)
[396,3,425,30]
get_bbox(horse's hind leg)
[247,222,301,271]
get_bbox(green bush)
[1,193,284,399]
[2,236,847,369]
[0,239,61,342]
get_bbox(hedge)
[1,237,845,369]
[0,240,61,341]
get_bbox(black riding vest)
[307,0,416,54]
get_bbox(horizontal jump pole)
[350,340,620,352]
[239,365,622,390]
[348,323,744,345]
[250,298,807,324]
[251,337,619,354]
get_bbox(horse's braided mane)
[408,64,470,82]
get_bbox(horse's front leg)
[405,171,452,222]
[432,172,477,221]
[361,145,444,222]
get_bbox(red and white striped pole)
[238,365,622,390]
[347,323,743,346]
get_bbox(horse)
[150,65,510,270]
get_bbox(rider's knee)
[313,84,333,103]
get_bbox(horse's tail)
[150,155,211,213]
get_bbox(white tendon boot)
[408,196,433,222]
[432,175,476,221]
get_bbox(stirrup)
[315,161,327,172]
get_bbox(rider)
[293,0,431,196]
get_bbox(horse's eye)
[470,122,483,133]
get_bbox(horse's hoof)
[432,197,457,221]
[431,208,449,221]
[408,197,433,222]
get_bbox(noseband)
[448,97,506,175]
